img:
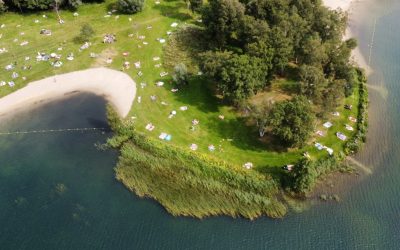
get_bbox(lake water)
[1,1,400,249]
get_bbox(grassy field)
[0,1,360,186]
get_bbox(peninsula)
[0,0,368,219]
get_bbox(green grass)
[0,0,363,218]
[304,84,360,160]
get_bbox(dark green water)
[2,1,400,249]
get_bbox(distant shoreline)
[323,0,373,75]
[0,68,136,118]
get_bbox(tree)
[202,0,245,47]
[73,23,95,43]
[189,0,202,13]
[249,100,273,137]
[245,0,290,25]
[117,0,144,14]
[324,39,354,80]
[299,64,327,104]
[245,39,274,80]
[322,79,345,113]
[298,33,327,66]
[201,51,268,103]
[173,63,189,85]
[0,0,7,13]
[4,0,94,11]
[268,27,293,75]
[268,95,314,147]
[238,15,269,47]
[67,0,82,9]
[313,8,347,42]
[200,50,233,77]
[54,0,62,21]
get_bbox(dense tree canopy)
[299,64,327,104]
[201,0,351,96]
[268,95,314,147]
[202,0,246,47]
[201,51,269,102]
[199,0,358,144]
[3,0,103,11]
[117,0,144,14]
[189,0,202,13]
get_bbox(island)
[0,0,368,219]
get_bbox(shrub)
[344,68,368,154]
[73,23,95,44]
[68,0,82,9]
[173,63,189,85]
[6,0,54,10]
[0,0,7,13]
[117,0,144,14]
[286,157,340,195]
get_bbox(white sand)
[323,0,372,74]
[0,67,136,118]
[323,0,352,10]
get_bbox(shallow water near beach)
[2,0,400,249]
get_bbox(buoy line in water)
[0,127,107,136]
[368,17,377,66]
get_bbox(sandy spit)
[0,67,136,118]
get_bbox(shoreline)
[306,0,372,199]
[323,0,373,75]
[0,68,136,118]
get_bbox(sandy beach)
[323,0,352,10]
[323,0,372,74]
[0,68,136,118]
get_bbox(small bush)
[344,68,368,154]
[286,157,340,195]
[68,0,82,9]
[73,23,95,44]
[0,0,7,13]
[117,0,144,14]
[173,63,189,85]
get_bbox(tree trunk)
[257,120,266,137]
[54,1,61,22]
[259,129,265,137]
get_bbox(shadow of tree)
[206,115,290,152]
[163,26,208,74]
[153,2,192,21]
[169,77,220,113]
[106,2,117,13]
[254,165,286,182]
